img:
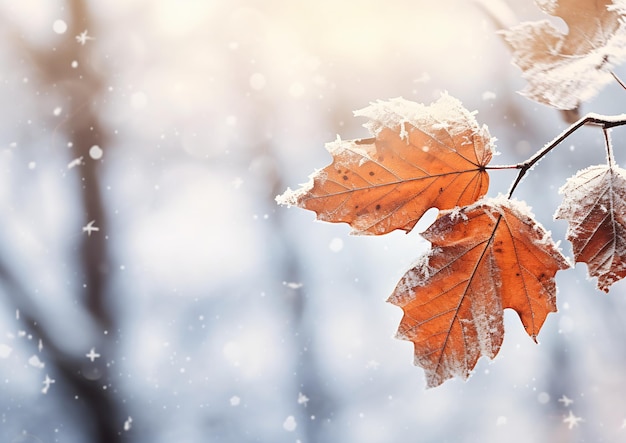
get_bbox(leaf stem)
[611,71,626,91]
[604,127,615,168]
[504,113,626,198]
[484,164,520,170]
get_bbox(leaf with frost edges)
[502,0,626,110]
[388,197,570,388]
[276,94,494,235]
[555,164,626,291]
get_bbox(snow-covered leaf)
[388,197,570,388]
[555,164,626,291]
[502,0,626,110]
[276,94,494,235]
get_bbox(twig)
[603,127,615,167]
[500,113,626,197]
[611,71,626,91]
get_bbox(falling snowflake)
[42,374,55,394]
[558,395,574,407]
[76,30,94,45]
[297,392,309,406]
[28,355,45,369]
[563,410,583,430]
[86,347,101,362]
[283,415,297,432]
[67,156,84,169]
[82,220,100,236]
[283,281,303,289]
[123,416,133,431]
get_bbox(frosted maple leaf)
[503,0,626,110]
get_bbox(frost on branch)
[388,197,570,388]
[502,0,626,110]
[555,164,626,291]
[276,94,494,235]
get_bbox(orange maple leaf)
[555,164,626,292]
[276,95,494,235]
[502,0,626,110]
[387,198,570,388]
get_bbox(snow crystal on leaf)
[389,194,569,387]
[535,0,558,14]
[556,164,626,291]
[354,94,495,157]
[502,0,626,110]
[275,179,314,207]
[277,93,493,236]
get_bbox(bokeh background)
[1,0,626,442]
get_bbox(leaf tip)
[275,187,298,207]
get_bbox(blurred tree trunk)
[1,0,126,441]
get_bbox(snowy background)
[1,0,626,442]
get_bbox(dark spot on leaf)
[355,137,375,145]
[375,204,381,211]
[343,175,348,180]
[369,171,375,176]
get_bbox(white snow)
[298,392,309,406]
[297,392,309,406]
[282,415,297,431]
[353,95,495,159]
[563,410,583,429]
[275,166,317,207]
[89,145,103,160]
[41,374,55,394]
[482,91,497,101]
[283,281,303,289]
[75,30,94,45]
[82,220,100,236]
[28,355,45,369]
[85,348,101,362]
[67,156,84,169]
[502,4,626,109]
[53,19,67,34]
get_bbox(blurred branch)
[0,258,122,442]
[0,0,125,441]
[262,139,338,442]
